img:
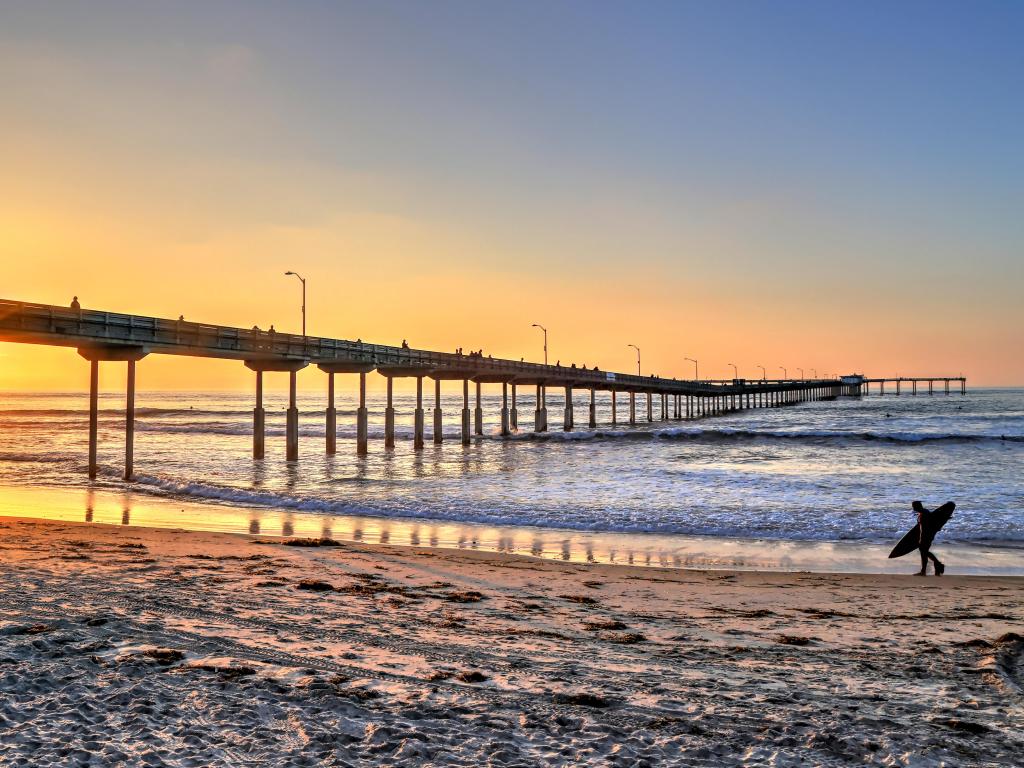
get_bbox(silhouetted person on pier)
[268,325,276,336]
[70,296,80,310]
[913,501,947,576]
[401,339,409,349]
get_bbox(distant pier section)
[0,299,965,480]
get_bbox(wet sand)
[1,517,1021,766]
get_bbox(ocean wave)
[511,427,1024,444]
[0,450,76,464]
[120,472,1024,544]
[131,474,377,515]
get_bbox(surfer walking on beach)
[913,501,945,576]
[888,500,955,575]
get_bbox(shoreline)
[1,481,1022,576]
[1,515,1021,766]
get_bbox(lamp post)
[685,357,698,381]
[798,367,804,379]
[757,364,766,380]
[727,362,738,379]
[531,323,548,365]
[284,271,306,336]
[779,366,787,379]
[812,368,817,379]
[628,344,641,376]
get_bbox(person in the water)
[913,500,945,576]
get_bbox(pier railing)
[0,298,838,395]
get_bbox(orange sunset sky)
[2,3,1021,391]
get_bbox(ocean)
[1,385,1021,572]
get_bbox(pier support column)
[929,380,933,395]
[686,395,691,419]
[474,381,483,436]
[433,379,443,444]
[661,393,667,420]
[286,370,299,462]
[912,380,917,396]
[961,379,966,395]
[384,376,395,449]
[564,385,574,431]
[462,379,472,445]
[356,372,368,455]
[588,388,597,428]
[89,360,99,478]
[124,360,136,481]
[253,371,266,459]
[414,376,425,449]
[629,392,636,425]
[326,372,336,455]
[611,390,617,424]
[535,385,547,432]
[510,384,518,432]
[646,392,653,422]
[944,380,950,395]
[501,382,510,436]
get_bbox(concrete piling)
[433,379,443,444]
[252,370,265,460]
[88,360,99,478]
[356,372,368,455]
[535,384,547,432]
[474,381,483,436]
[384,376,395,449]
[286,370,300,461]
[588,387,597,428]
[510,383,518,432]
[124,360,136,481]
[501,382,510,436]
[462,379,471,445]
[414,376,425,449]
[326,372,336,455]
[564,385,574,431]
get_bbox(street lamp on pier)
[685,357,699,381]
[756,364,766,380]
[284,271,306,337]
[779,366,788,379]
[531,323,548,365]
[727,362,738,379]
[628,344,641,376]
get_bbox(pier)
[861,377,966,396]
[0,299,965,479]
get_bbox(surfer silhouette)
[888,500,955,575]
[913,501,945,576]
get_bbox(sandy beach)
[0,517,1020,766]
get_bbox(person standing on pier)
[70,296,80,310]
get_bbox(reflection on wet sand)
[0,483,1020,575]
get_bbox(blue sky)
[2,1,1022,386]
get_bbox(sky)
[1,0,1021,391]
